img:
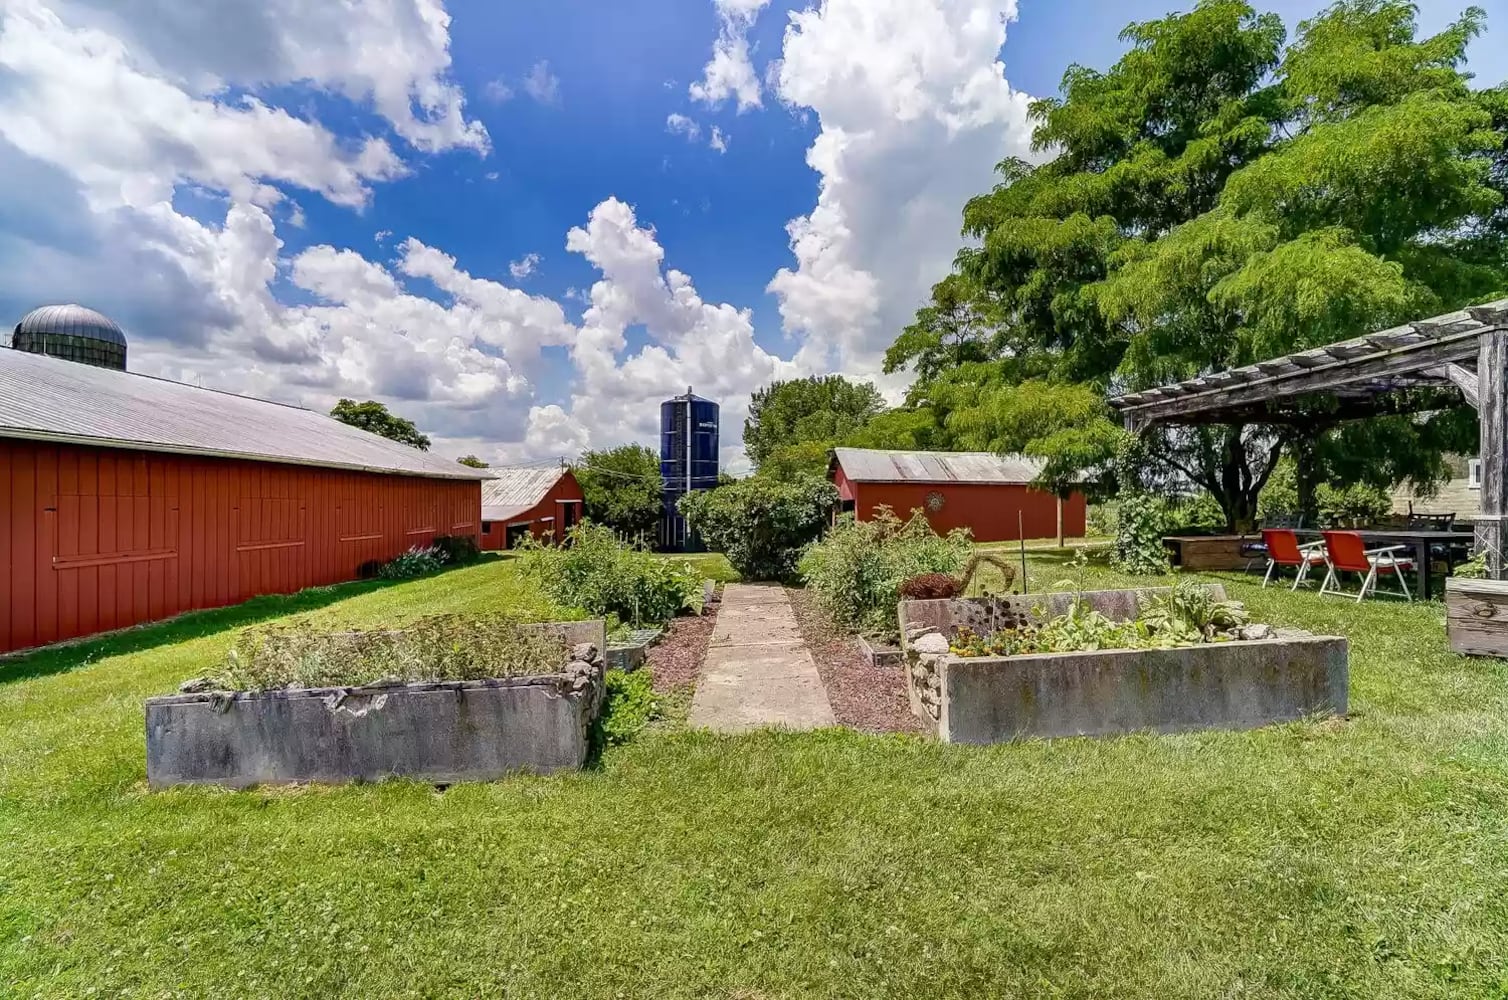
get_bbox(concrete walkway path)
[689,583,836,733]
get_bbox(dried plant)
[211,614,571,691]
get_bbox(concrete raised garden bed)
[857,634,904,669]
[899,588,1348,744]
[146,620,607,789]
[605,627,663,672]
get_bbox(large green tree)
[897,0,1505,527]
[330,399,431,450]
[744,376,885,470]
[574,445,664,538]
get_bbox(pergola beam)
[1431,363,1480,408]
[1116,334,1476,428]
[1110,300,1508,430]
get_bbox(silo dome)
[11,304,128,370]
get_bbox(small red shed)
[0,348,489,655]
[480,467,584,550]
[828,447,1086,543]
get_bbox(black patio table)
[1293,528,1468,600]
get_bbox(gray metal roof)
[831,447,1045,484]
[482,466,570,521]
[0,348,491,480]
[14,304,128,347]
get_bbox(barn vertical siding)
[0,440,481,654]
[850,482,1087,543]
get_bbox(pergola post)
[1477,329,1508,578]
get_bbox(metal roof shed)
[479,466,584,550]
[828,447,1085,544]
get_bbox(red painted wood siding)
[0,439,481,654]
[849,482,1087,543]
[480,471,586,551]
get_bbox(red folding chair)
[1318,530,1414,602]
[1261,528,1327,591]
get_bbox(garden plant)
[515,522,700,627]
[800,506,973,637]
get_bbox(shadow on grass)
[0,557,505,687]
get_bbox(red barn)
[0,346,489,655]
[480,466,584,550]
[829,447,1086,543]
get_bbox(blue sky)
[0,0,1504,467]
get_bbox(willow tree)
[894,0,1505,527]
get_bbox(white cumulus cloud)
[690,0,770,112]
[508,253,541,280]
[768,0,1036,380]
[666,112,702,141]
[524,60,561,105]
[46,0,489,154]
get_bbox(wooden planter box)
[900,590,1348,743]
[1163,534,1258,572]
[146,621,607,789]
[1446,578,1508,656]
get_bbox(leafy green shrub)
[1112,492,1170,576]
[679,475,838,581]
[379,545,445,580]
[1138,581,1250,641]
[1455,550,1489,579]
[1260,459,1396,526]
[1168,492,1225,532]
[1316,483,1393,527]
[214,614,567,690]
[516,522,699,626]
[799,507,973,635]
[594,669,660,746]
[430,534,481,565]
[1086,501,1118,537]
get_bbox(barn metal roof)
[831,447,1045,484]
[482,466,570,521]
[0,348,491,480]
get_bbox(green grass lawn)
[6,553,1508,997]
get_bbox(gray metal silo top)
[14,304,129,347]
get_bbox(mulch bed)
[645,599,718,696]
[786,587,923,735]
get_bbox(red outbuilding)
[480,466,584,550]
[0,334,489,656]
[828,447,1086,543]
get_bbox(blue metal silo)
[659,387,719,551]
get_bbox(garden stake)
[1018,511,1027,594]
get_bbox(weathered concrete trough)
[146,620,607,789]
[605,627,663,672]
[857,635,904,669]
[900,590,1348,743]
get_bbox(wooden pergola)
[1108,299,1508,574]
